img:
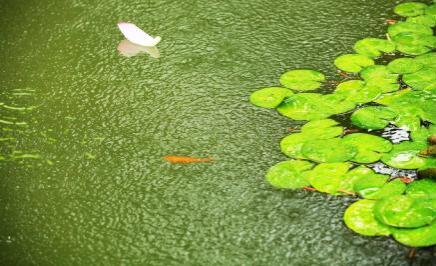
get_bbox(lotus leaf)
[344,200,392,236]
[353,173,389,198]
[334,54,375,73]
[266,160,314,189]
[280,133,311,159]
[334,80,381,104]
[381,141,428,169]
[302,138,358,163]
[393,32,436,55]
[374,195,436,228]
[306,162,352,194]
[394,2,428,17]
[279,69,325,91]
[387,58,423,74]
[407,14,436,27]
[351,106,397,130]
[353,38,395,58]
[393,221,436,247]
[406,179,436,198]
[360,65,399,92]
[388,22,433,38]
[300,119,343,138]
[342,133,393,163]
[277,93,330,121]
[249,87,294,108]
[403,67,436,90]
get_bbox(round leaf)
[394,2,428,17]
[302,138,357,163]
[381,141,429,169]
[353,174,389,198]
[387,58,423,74]
[249,87,294,108]
[300,119,343,138]
[351,106,397,130]
[393,221,436,247]
[280,133,311,159]
[342,133,393,163]
[266,160,314,189]
[403,67,436,90]
[344,200,392,236]
[374,195,436,228]
[360,65,399,92]
[279,69,325,91]
[407,14,436,27]
[277,93,330,121]
[306,162,352,194]
[334,54,375,73]
[334,80,381,104]
[353,38,395,58]
[388,22,433,38]
[393,32,436,55]
[406,179,436,198]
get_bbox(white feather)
[117,22,161,47]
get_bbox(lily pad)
[393,32,436,55]
[393,221,436,247]
[360,65,399,92]
[394,2,428,17]
[249,87,294,108]
[406,179,436,198]
[300,119,343,138]
[280,70,325,91]
[342,133,393,163]
[302,138,358,163]
[387,58,423,74]
[334,54,375,73]
[359,178,407,200]
[388,22,433,38]
[414,52,436,66]
[407,14,436,27]
[374,195,436,228]
[403,67,436,90]
[266,160,314,189]
[381,141,428,169]
[277,93,330,121]
[425,4,436,15]
[280,133,311,159]
[353,173,389,198]
[351,106,397,130]
[334,80,381,104]
[344,200,392,236]
[354,38,395,58]
[339,165,375,193]
[306,162,352,194]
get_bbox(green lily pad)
[407,14,436,27]
[280,133,311,159]
[351,106,397,130]
[266,160,314,189]
[277,93,330,121]
[306,162,352,194]
[403,67,436,90]
[425,4,436,15]
[334,54,375,73]
[394,2,428,17]
[342,133,393,163]
[279,69,325,91]
[388,22,433,38]
[300,119,343,138]
[339,165,375,193]
[334,80,382,104]
[381,141,428,169]
[393,32,436,55]
[374,195,436,228]
[321,93,357,114]
[359,178,407,200]
[406,179,436,198]
[353,38,395,58]
[414,52,436,67]
[393,221,436,247]
[249,87,294,108]
[344,200,392,236]
[387,58,423,74]
[302,138,358,163]
[353,174,390,199]
[360,65,399,92]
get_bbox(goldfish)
[164,156,213,164]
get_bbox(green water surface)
[1,0,435,265]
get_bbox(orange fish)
[399,176,414,184]
[302,186,317,192]
[164,156,213,164]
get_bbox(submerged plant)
[250,1,436,249]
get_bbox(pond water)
[1,0,435,265]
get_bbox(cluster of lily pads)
[250,1,436,247]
